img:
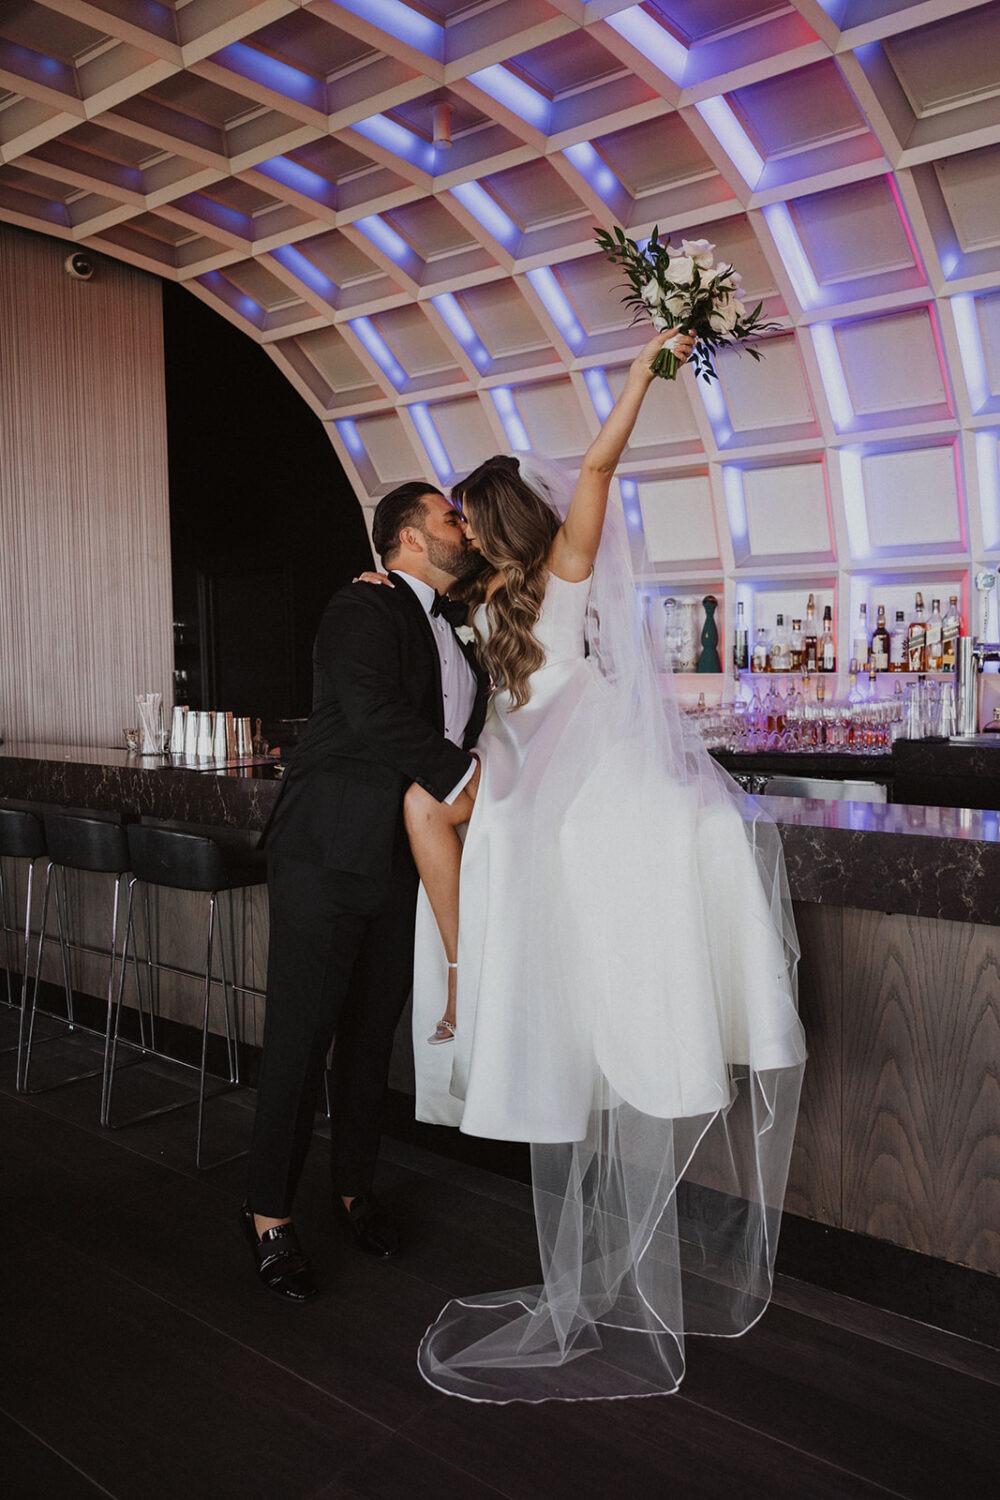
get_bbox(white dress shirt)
[394,571,478,803]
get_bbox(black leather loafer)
[343,1194,400,1258]
[241,1205,318,1301]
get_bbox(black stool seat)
[43,813,130,875]
[0,807,46,860]
[126,826,265,894]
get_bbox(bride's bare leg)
[404,780,477,1036]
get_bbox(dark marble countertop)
[0,741,282,832]
[3,744,1000,926]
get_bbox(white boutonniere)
[455,625,475,646]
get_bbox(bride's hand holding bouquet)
[596,224,779,382]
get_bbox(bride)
[376,327,805,1402]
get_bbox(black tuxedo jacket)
[265,572,489,912]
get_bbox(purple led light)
[695,98,763,188]
[467,64,550,132]
[214,43,318,107]
[604,7,687,83]
[562,142,620,201]
[618,477,643,532]
[583,367,614,421]
[410,404,452,481]
[271,244,335,298]
[351,114,435,175]
[527,267,584,352]
[336,419,365,458]
[349,316,408,389]
[449,181,518,250]
[255,156,333,204]
[432,294,491,372]
[952,294,991,413]
[355,214,412,267]
[762,202,820,309]
[491,387,531,450]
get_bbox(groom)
[243,481,489,1300]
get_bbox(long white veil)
[417,455,806,1403]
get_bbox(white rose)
[641,278,660,307]
[709,299,740,334]
[681,238,715,269]
[662,291,688,320]
[667,254,694,285]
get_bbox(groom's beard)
[423,532,488,585]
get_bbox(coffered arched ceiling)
[3,0,1000,633]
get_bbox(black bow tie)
[431,593,467,628]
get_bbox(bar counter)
[3,740,1000,923]
[2,741,999,1290]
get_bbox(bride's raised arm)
[548,327,695,581]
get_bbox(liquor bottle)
[732,600,749,673]
[803,594,819,673]
[819,605,836,672]
[769,614,792,672]
[852,601,870,672]
[925,598,943,670]
[907,591,927,672]
[889,610,907,671]
[750,627,769,673]
[789,618,804,672]
[941,596,960,671]
[870,605,890,672]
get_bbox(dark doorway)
[162,282,373,723]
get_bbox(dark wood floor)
[3,1006,998,1500]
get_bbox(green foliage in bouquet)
[595,224,781,381]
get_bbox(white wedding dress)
[413,508,806,1405]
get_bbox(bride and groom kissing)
[241,328,806,1405]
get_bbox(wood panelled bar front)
[2,743,998,1289]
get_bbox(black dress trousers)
[245,847,419,1217]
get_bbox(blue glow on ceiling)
[763,202,821,309]
[336,418,366,458]
[255,156,334,203]
[952,294,991,414]
[491,387,531,450]
[695,97,764,188]
[527,267,584,352]
[354,214,412,266]
[449,181,519,250]
[271,243,335,297]
[432,293,491,372]
[467,64,550,133]
[562,141,620,202]
[410,403,452,481]
[214,44,319,107]
[349,315,408,388]
[351,114,436,175]
[583,367,615,421]
[604,7,688,84]
[810,323,854,431]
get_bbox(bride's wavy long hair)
[452,455,560,709]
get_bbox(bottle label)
[871,644,889,671]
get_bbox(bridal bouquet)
[595,225,779,382]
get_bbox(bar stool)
[0,807,47,1053]
[18,812,134,1095]
[104,824,266,1169]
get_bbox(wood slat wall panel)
[785,903,843,1226]
[0,224,173,748]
